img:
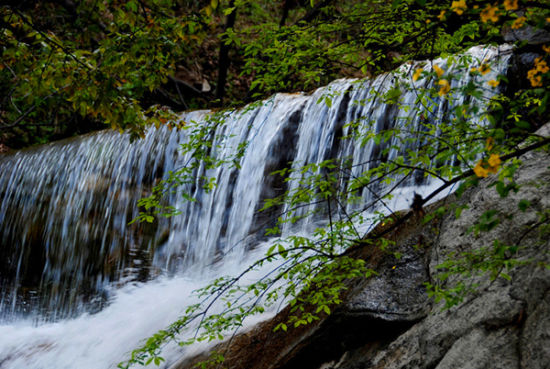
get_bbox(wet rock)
[343,250,430,322]
[503,25,550,45]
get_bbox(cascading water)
[0,45,511,368]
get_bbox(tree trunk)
[215,0,237,105]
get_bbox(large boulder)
[321,133,550,369]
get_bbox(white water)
[0,245,276,369]
[0,45,512,368]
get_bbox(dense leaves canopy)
[3,0,549,148]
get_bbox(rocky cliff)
[171,126,550,369]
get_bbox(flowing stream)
[0,45,511,368]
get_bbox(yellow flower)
[486,136,494,151]
[451,0,467,15]
[438,79,451,96]
[488,79,499,87]
[528,58,550,86]
[433,64,445,77]
[474,154,502,177]
[474,160,489,177]
[480,4,499,23]
[488,154,501,168]
[438,10,446,21]
[511,16,526,30]
[527,71,542,87]
[503,0,518,11]
[535,57,549,73]
[479,63,491,75]
[543,45,550,54]
[470,67,478,73]
[413,68,423,81]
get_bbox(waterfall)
[0,45,511,368]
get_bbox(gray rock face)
[434,327,520,369]
[344,250,430,322]
[321,136,550,369]
[521,291,550,369]
[503,25,550,45]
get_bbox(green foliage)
[1,0,221,147]
[4,0,550,148]
[426,239,526,309]
[193,351,225,369]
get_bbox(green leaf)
[518,199,531,212]
[514,120,531,130]
[384,86,401,104]
[126,1,138,12]
[224,7,235,15]
[391,0,404,8]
